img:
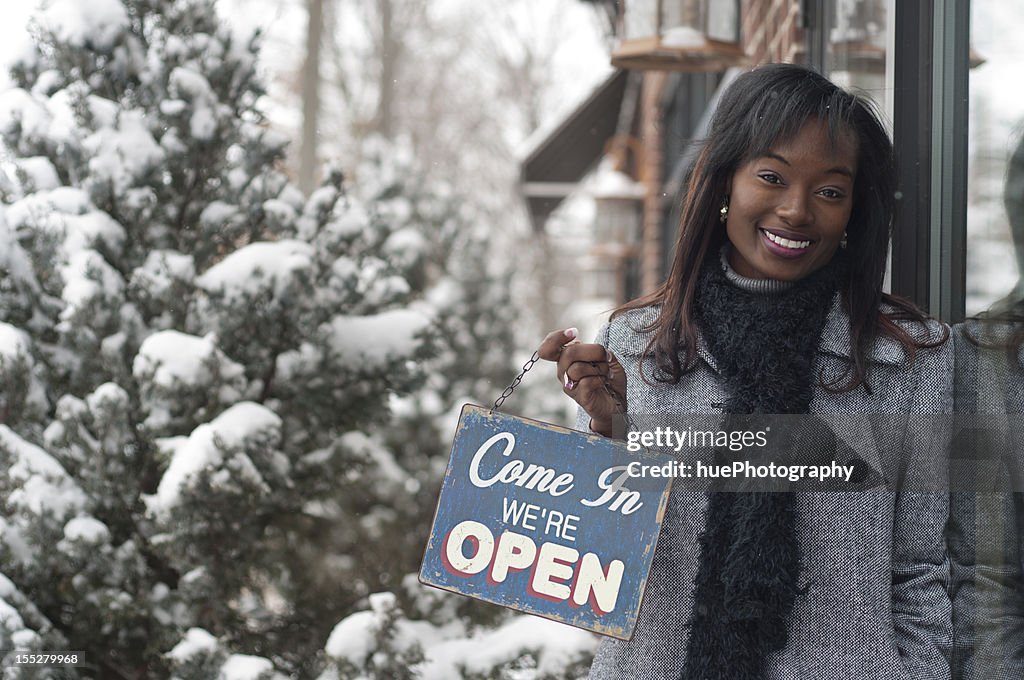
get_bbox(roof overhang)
[520,69,630,231]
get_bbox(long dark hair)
[965,129,1024,356]
[616,63,943,391]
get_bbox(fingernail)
[565,327,578,340]
[606,350,613,362]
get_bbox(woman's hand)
[537,328,627,438]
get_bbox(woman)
[538,64,952,680]
[947,130,1024,680]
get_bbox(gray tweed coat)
[947,320,1024,680]
[578,297,953,680]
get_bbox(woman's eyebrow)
[761,152,854,179]
[762,151,790,166]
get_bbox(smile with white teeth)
[762,229,811,250]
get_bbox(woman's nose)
[775,190,812,226]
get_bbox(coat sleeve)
[947,323,1024,680]
[891,330,954,680]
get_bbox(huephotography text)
[626,459,856,483]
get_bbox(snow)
[338,431,410,488]
[30,70,62,97]
[0,3,36,90]
[0,426,88,519]
[196,239,315,303]
[330,256,358,283]
[168,67,220,140]
[59,249,125,322]
[324,592,397,663]
[324,609,378,663]
[5,187,93,223]
[167,627,219,663]
[190,107,218,140]
[0,209,40,294]
[328,309,431,369]
[60,211,127,255]
[11,628,41,649]
[85,382,129,413]
[218,654,275,680]
[0,342,46,418]
[200,201,239,227]
[319,201,370,241]
[262,198,298,225]
[46,187,91,214]
[0,322,32,362]
[589,158,646,200]
[159,99,188,116]
[85,94,120,130]
[131,250,196,299]
[274,341,322,382]
[382,228,428,266]
[324,594,598,679]
[413,614,597,679]
[62,516,110,544]
[83,109,166,194]
[17,157,60,191]
[42,86,82,144]
[660,26,708,49]
[134,330,243,389]
[37,0,130,52]
[306,186,340,215]
[0,88,49,140]
[0,518,33,563]
[0,598,27,636]
[148,402,282,514]
[0,574,18,598]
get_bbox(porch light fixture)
[611,0,746,72]
[591,156,645,249]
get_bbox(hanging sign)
[419,404,673,640]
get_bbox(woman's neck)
[720,245,795,295]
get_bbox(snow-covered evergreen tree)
[0,0,597,677]
[0,0,518,677]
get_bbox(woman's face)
[724,120,858,281]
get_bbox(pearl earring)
[719,198,729,224]
[840,231,848,249]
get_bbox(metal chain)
[493,351,540,411]
[491,350,637,436]
[601,379,638,436]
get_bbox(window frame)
[808,0,970,321]
[891,0,969,322]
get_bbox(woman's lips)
[759,228,813,259]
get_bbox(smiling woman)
[725,121,856,281]
[537,63,954,680]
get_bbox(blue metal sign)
[419,404,673,640]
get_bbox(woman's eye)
[818,188,845,199]
[758,172,782,184]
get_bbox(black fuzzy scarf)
[680,252,844,680]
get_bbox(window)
[966,0,1023,316]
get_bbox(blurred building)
[521,0,988,322]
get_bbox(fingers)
[561,360,609,389]
[568,375,610,405]
[539,327,627,433]
[538,327,579,361]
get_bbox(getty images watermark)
[624,426,857,483]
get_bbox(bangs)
[741,86,857,160]
[709,66,866,166]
